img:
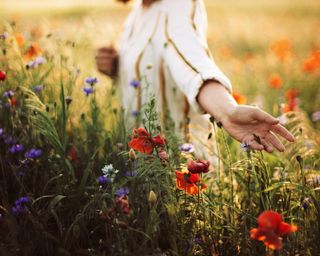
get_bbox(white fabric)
[117,0,232,162]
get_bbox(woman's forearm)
[197,80,238,122]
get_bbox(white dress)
[118,0,232,161]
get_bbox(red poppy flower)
[175,171,207,195]
[268,74,282,89]
[187,159,210,174]
[128,127,166,154]
[285,89,299,102]
[0,70,6,81]
[250,210,298,250]
[302,50,320,73]
[232,92,246,104]
[23,42,43,60]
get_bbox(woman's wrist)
[197,80,238,122]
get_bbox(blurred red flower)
[128,127,165,154]
[270,39,292,61]
[268,74,282,89]
[250,210,298,250]
[0,70,6,81]
[285,89,299,101]
[281,89,299,113]
[67,146,78,162]
[24,43,43,60]
[232,92,246,104]
[187,159,210,174]
[14,33,25,47]
[115,195,131,215]
[302,50,320,73]
[175,170,207,195]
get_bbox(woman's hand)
[197,80,295,152]
[95,46,119,78]
[220,105,294,152]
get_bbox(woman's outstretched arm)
[197,80,295,152]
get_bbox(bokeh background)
[1,0,319,115]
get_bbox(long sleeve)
[163,0,232,113]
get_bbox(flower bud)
[148,190,157,204]
[129,148,136,161]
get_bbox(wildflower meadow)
[0,0,320,255]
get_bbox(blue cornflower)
[9,144,24,154]
[12,204,28,216]
[3,90,14,98]
[179,143,195,153]
[16,197,29,205]
[97,175,111,185]
[240,142,251,152]
[33,84,44,93]
[83,86,94,96]
[130,79,140,88]
[115,187,129,197]
[25,148,42,159]
[12,196,30,216]
[85,77,98,86]
[131,110,140,117]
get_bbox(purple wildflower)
[179,143,195,153]
[0,128,4,137]
[9,144,24,154]
[0,32,9,40]
[12,204,28,216]
[240,142,251,152]
[26,56,46,69]
[4,136,15,145]
[125,170,137,177]
[25,148,42,159]
[83,86,94,96]
[16,197,29,205]
[85,77,98,86]
[130,79,140,88]
[131,110,140,117]
[115,187,129,197]
[12,196,30,216]
[312,111,320,122]
[3,90,14,98]
[97,175,111,185]
[33,85,44,93]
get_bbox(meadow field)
[0,0,320,255]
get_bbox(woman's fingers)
[260,138,274,153]
[242,134,264,151]
[265,132,285,152]
[270,124,295,142]
[250,107,279,125]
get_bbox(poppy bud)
[0,70,6,81]
[148,190,157,204]
[129,148,136,161]
[187,159,210,174]
[158,149,168,162]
